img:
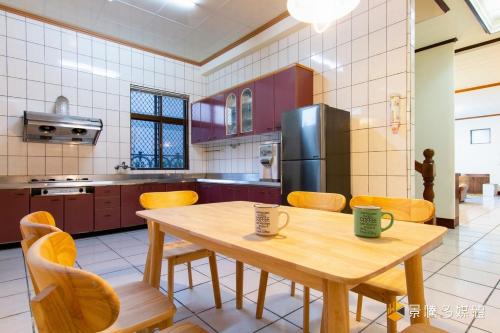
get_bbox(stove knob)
[79,188,84,193]
[42,189,48,195]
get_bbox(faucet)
[115,161,130,170]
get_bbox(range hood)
[23,111,103,145]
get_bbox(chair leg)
[167,259,175,301]
[236,261,244,309]
[387,296,398,333]
[187,262,193,289]
[208,253,222,309]
[303,287,310,333]
[290,281,296,296]
[355,294,363,322]
[255,271,269,319]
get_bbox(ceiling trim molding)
[455,37,500,53]
[0,3,200,65]
[455,82,500,94]
[415,37,458,53]
[434,0,450,13]
[0,3,290,67]
[455,113,500,121]
[199,11,290,66]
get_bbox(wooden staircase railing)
[415,149,435,203]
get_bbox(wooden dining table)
[137,201,447,332]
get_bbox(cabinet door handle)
[104,201,111,204]
[104,214,112,218]
[51,198,60,202]
[266,127,273,130]
[16,193,26,196]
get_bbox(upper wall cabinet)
[225,91,238,136]
[192,64,313,144]
[239,82,254,135]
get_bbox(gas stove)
[29,177,92,183]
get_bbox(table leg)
[404,253,429,325]
[146,221,164,289]
[236,261,244,309]
[322,279,349,333]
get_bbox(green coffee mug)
[353,205,394,238]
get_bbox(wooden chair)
[255,191,346,332]
[350,196,435,333]
[27,230,207,333]
[19,211,61,294]
[140,191,222,308]
[402,324,447,333]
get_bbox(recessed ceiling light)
[466,0,500,34]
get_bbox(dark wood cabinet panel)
[191,101,203,144]
[198,183,221,203]
[212,93,226,140]
[248,186,281,204]
[95,186,120,197]
[166,182,197,192]
[120,185,144,227]
[221,185,249,201]
[30,195,64,230]
[274,65,313,129]
[255,75,275,134]
[120,183,165,227]
[0,189,30,243]
[95,196,120,210]
[191,65,312,143]
[64,194,94,234]
[95,208,121,231]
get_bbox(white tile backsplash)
[204,0,414,196]
[0,11,205,177]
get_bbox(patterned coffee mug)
[254,204,290,236]
[353,205,394,238]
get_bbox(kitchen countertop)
[0,174,281,190]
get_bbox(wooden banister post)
[415,149,435,203]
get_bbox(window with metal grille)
[130,86,188,170]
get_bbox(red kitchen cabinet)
[274,65,313,129]
[238,82,255,135]
[121,185,144,227]
[64,194,94,234]
[255,75,275,134]
[191,101,203,144]
[221,185,249,201]
[0,189,30,243]
[212,93,226,140]
[95,185,121,231]
[166,182,197,192]
[198,183,222,203]
[120,183,165,227]
[200,98,213,142]
[30,195,64,230]
[224,89,239,137]
[248,186,281,204]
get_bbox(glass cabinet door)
[225,93,237,135]
[240,88,253,133]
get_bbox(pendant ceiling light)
[287,0,361,33]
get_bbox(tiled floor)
[1,197,499,332]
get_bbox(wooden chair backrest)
[139,190,199,209]
[287,191,346,212]
[349,196,435,223]
[20,211,62,294]
[27,231,120,333]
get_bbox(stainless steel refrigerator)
[281,103,350,210]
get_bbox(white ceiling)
[455,86,500,118]
[416,0,500,50]
[0,0,288,63]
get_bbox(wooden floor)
[0,196,499,332]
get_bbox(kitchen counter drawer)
[95,185,120,197]
[95,196,120,210]
[95,208,121,231]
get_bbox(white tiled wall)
[204,0,416,197]
[204,132,280,174]
[0,10,207,176]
